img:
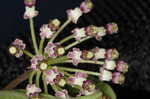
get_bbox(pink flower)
[103,59,116,70]
[92,47,106,60]
[105,49,119,59]
[116,61,128,73]
[55,90,68,99]
[44,42,57,58]
[80,0,93,13]
[95,27,106,40]
[85,25,98,36]
[24,0,36,7]
[106,23,118,34]
[99,67,112,81]
[10,39,26,58]
[24,6,38,19]
[30,54,44,70]
[26,84,41,97]
[112,72,125,84]
[40,24,54,39]
[45,67,64,85]
[67,48,82,65]
[67,8,83,24]
[67,72,88,87]
[72,28,86,40]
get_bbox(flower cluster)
[99,60,128,84]
[8,0,129,98]
[9,39,26,58]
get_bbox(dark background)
[0,0,150,98]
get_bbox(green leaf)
[97,82,117,99]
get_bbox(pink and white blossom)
[112,72,125,84]
[10,39,26,58]
[67,8,83,24]
[116,61,128,73]
[24,6,38,19]
[80,0,93,13]
[26,84,41,97]
[106,23,118,34]
[55,90,68,99]
[67,48,82,65]
[24,0,36,7]
[44,42,57,58]
[103,59,116,70]
[99,68,112,81]
[67,72,88,87]
[30,54,44,70]
[40,24,54,39]
[45,67,64,85]
[95,27,106,40]
[92,47,106,60]
[72,28,86,40]
[105,49,119,59]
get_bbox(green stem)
[65,60,104,65]
[42,74,48,94]
[29,18,39,54]
[23,50,33,57]
[39,38,45,54]
[29,71,36,84]
[59,67,100,76]
[36,70,41,88]
[47,56,68,65]
[51,85,59,92]
[59,35,74,45]
[65,36,92,50]
[49,19,71,42]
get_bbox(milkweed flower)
[9,39,26,58]
[30,54,44,70]
[80,0,93,13]
[116,61,128,73]
[67,72,88,87]
[103,60,116,70]
[26,84,41,98]
[67,48,82,65]
[112,72,125,84]
[81,50,94,60]
[99,68,112,81]
[72,28,86,40]
[24,6,38,19]
[40,24,54,39]
[106,23,118,34]
[67,8,83,24]
[45,67,64,85]
[24,0,36,7]
[48,19,61,31]
[95,27,106,40]
[92,47,106,60]
[55,90,69,99]
[105,48,119,59]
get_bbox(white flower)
[26,84,41,97]
[72,28,86,40]
[92,47,106,60]
[99,68,112,81]
[104,60,116,70]
[40,24,54,39]
[67,8,83,24]
[95,27,106,40]
[24,6,38,19]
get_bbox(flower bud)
[103,60,116,70]
[49,19,61,31]
[80,0,93,13]
[9,46,17,55]
[112,72,125,84]
[82,50,94,60]
[55,46,65,56]
[58,79,66,87]
[116,61,128,73]
[106,23,118,34]
[105,48,119,59]
[39,62,48,70]
[24,0,36,7]
[85,25,98,36]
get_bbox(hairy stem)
[59,35,74,45]
[59,67,100,76]
[39,38,45,54]
[29,19,39,54]
[36,70,41,88]
[65,60,104,65]
[49,19,71,42]
[23,50,33,57]
[65,37,92,50]
[42,74,48,94]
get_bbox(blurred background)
[0,0,150,98]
